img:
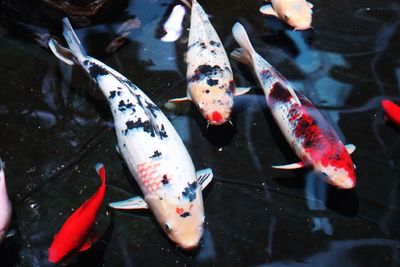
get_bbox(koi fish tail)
[48,17,87,65]
[180,0,192,9]
[95,163,106,184]
[230,22,256,65]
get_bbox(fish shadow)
[192,109,237,147]
[75,208,117,267]
[325,187,359,217]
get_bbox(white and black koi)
[169,0,250,125]
[231,22,356,189]
[49,18,213,250]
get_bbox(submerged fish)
[381,100,400,125]
[161,5,186,42]
[169,0,250,125]
[0,159,12,244]
[48,18,213,250]
[260,0,313,30]
[48,163,106,263]
[231,22,356,189]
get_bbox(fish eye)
[164,223,172,231]
[284,14,289,20]
[321,172,328,178]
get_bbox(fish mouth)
[206,111,228,125]
[178,242,199,251]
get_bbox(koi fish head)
[313,162,356,189]
[189,84,234,125]
[145,191,205,250]
[279,2,312,30]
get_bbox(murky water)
[0,0,400,266]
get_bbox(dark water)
[1,0,400,266]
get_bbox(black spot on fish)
[150,150,162,159]
[144,99,161,118]
[180,212,191,218]
[88,63,109,78]
[109,91,117,99]
[83,60,90,66]
[124,118,155,136]
[162,175,169,185]
[182,182,197,202]
[199,42,206,49]
[159,124,168,138]
[189,65,223,83]
[205,90,210,94]
[209,40,221,47]
[207,79,219,86]
[118,100,135,113]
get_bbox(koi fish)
[260,0,313,30]
[48,163,106,263]
[48,18,213,250]
[169,0,250,125]
[0,159,12,244]
[231,22,356,189]
[381,100,400,125]
[161,5,186,42]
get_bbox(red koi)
[48,163,106,263]
[381,100,400,125]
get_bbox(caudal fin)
[95,163,106,184]
[62,17,87,60]
[232,22,256,56]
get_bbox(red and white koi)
[48,163,106,263]
[161,5,186,42]
[0,159,12,244]
[381,100,400,125]
[260,0,313,30]
[231,22,356,189]
[48,18,213,250]
[169,0,250,126]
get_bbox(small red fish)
[381,100,400,125]
[48,163,106,263]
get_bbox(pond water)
[0,0,400,266]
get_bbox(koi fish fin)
[345,144,356,155]
[62,17,87,61]
[6,229,16,238]
[78,233,99,252]
[95,163,106,183]
[180,0,192,9]
[109,196,148,210]
[115,145,121,154]
[308,2,314,9]
[48,39,75,65]
[196,168,213,190]
[231,23,257,67]
[234,87,252,96]
[259,5,278,17]
[272,162,304,170]
[168,96,191,103]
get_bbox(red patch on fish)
[48,163,107,263]
[381,100,400,125]
[176,207,184,215]
[268,85,356,184]
[208,111,223,124]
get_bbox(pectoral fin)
[6,229,16,238]
[168,96,191,103]
[345,144,356,155]
[259,5,278,17]
[48,39,75,65]
[272,162,304,170]
[196,168,213,190]
[109,196,148,210]
[308,2,314,8]
[234,87,252,96]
